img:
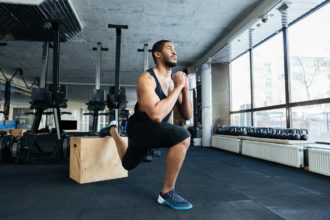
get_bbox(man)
[101,40,193,210]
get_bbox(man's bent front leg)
[162,137,190,193]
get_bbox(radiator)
[308,148,330,176]
[211,135,241,153]
[242,140,304,168]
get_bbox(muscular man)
[101,40,193,210]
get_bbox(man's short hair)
[152,40,171,64]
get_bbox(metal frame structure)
[108,24,128,121]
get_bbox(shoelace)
[168,190,185,203]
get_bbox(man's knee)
[180,137,190,150]
[122,162,134,171]
[122,160,138,171]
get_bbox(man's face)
[160,42,177,67]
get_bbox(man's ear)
[154,51,161,59]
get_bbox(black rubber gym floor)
[0,146,330,220]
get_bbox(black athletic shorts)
[122,119,191,170]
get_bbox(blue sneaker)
[99,121,118,137]
[157,189,193,210]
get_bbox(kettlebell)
[292,129,301,140]
[300,129,308,140]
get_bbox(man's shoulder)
[137,70,156,87]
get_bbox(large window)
[289,3,330,102]
[253,34,285,107]
[230,53,251,111]
[291,104,330,142]
[228,2,330,142]
[231,113,252,126]
[254,109,286,128]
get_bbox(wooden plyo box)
[70,137,128,184]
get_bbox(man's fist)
[173,71,186,89]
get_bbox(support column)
[279,4,291,128]
[201,62,212,147]
[249,28,254,126]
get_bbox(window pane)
[230,53,251,111]
[231,113,252,126]
[289,4,330,102]
[292,104,330,142]
[253,34,285,107]
[254,109,286,128]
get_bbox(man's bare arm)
[138,72,185,123]
[177,77,193,120]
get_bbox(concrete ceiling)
[0,0,323,107]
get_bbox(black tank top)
[130,68,172,123]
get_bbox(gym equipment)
[279,129,288,139]
[240,127,248,136]
[273,128,282,139]
[265,128,274,138]
[18,24,69,163]
[300,129,308,140]
[38,111,74,131]
[0,68,39,121]
[214,125,309,141]
[287,129,301,140]
[246,127,254,136]
[0,135,18,162]
[0,68,20,121]
[0,132,6,161]
[107,24,128,121]
[0,0,83,163]
[137,43,152,71]
[70,136,128,184]
[107,86,127,110]
[84,42,108,135]
[215,125,224,134]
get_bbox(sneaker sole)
[157,195,193,210]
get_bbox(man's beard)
[163,55,177,67]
